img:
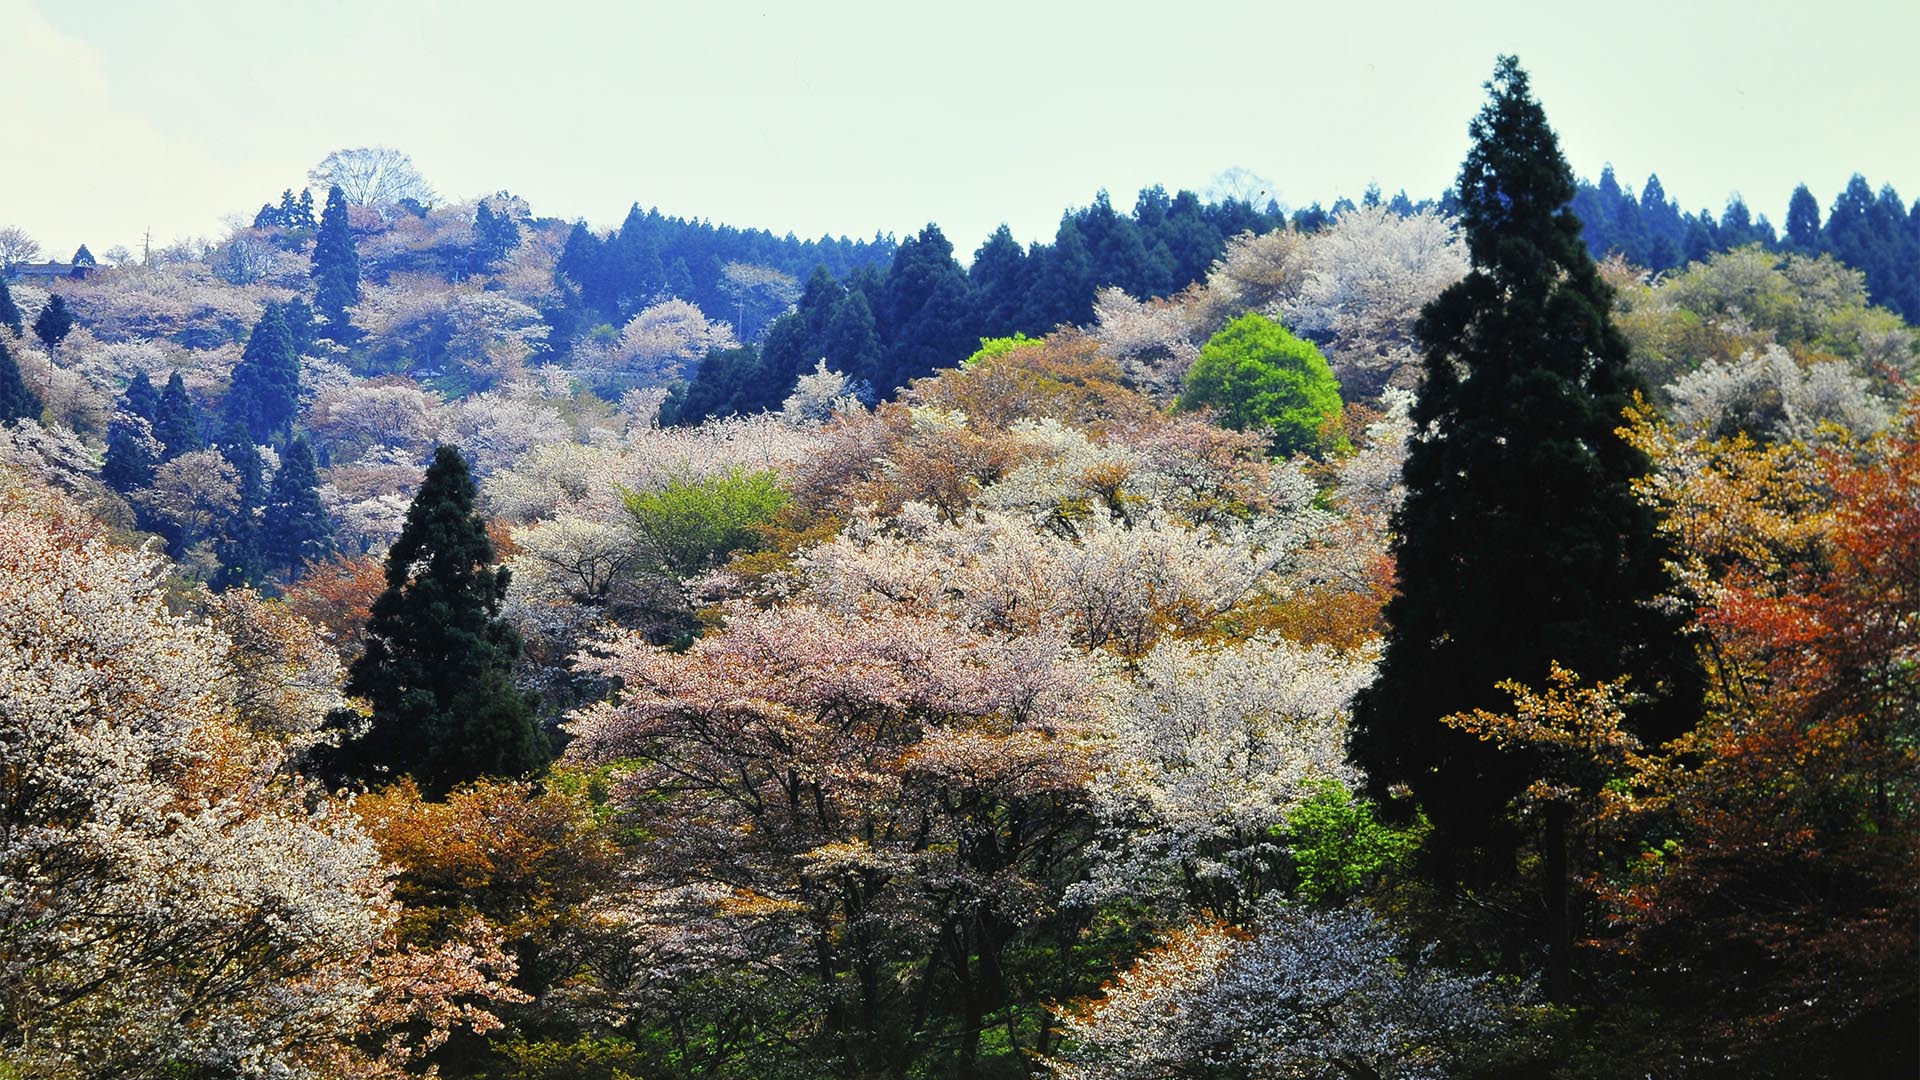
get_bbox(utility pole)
[142,228,152,267]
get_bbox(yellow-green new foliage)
[1179,313,1346,457]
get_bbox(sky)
[3,0,1917,262]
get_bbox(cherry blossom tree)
[1046,905,1515,1080]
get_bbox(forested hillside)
[0,54,1914,1080]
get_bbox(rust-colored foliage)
[283,551,387,662]
[1608,391,1920,1072]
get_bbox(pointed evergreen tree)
[310,185,361,334]
[152,372,203,461]
[102,370,162,493]
[877,225,977,394]
[0,276,20,336]
[213,417,267,590]
[823,288,884,386]
[122,369,159,422]
[1785,183,1823,252]
[1639,174,1685,271]
[293,188,316,230]
[319,445,547,796]
[262,436,332,579]
[1349,59,1698,994]
[224,304,301,443]
[32,294,73,352]
[969,225,1031,337]
[100,421,156,494]
[0,336,41,425]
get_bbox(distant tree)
[0,336,41,425]
[153,372,203,461]
[877,224,977,392]
[0,276,20,335]
[1785,183,1823,251]
[311,185,361,333]
[214,417,267,590]
[293,187,316,230]
[262,436,332,578]
[1349,57,1697,999]
[624,467,789,578]
[1638,173,1685,271]
[471,198,521,270]
[969,225,1032,336]
[308,146,436,209]
[123,369,158,422]
[32,294,73,352]
[224,303,301,443]
[1178,312,1345,457]
[671,343,765,424]
[319,445,548,797]
[0,226,39,269]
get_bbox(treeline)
[667,188,1289,422]
[551,204,897,342]
[1573,167,1920,320]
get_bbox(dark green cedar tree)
[224,303,301,443]
[32,294,73,352]
[1349,56,1698,913]
[321,445,548,797]
[0,276,22,335]
[153,372,203,461]
[262,435,332,578]
[0,336,41,424]
[311,185,361,332]
[214,417,267,590]
[102,372,160,492]
[1785,184,1823,251]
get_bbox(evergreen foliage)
[471,199,521,271]
[1350,56,1698,875]
[321,445,548,797]
[0,276,21,336]
[213,417,267,590]
[0,336,41,425]
[261,436,332,577]
[122,369,158,421]
[32,294,73,351]
[1785,183,1823,251]
[311,185,361,332]
[153,372,203,461]
[223,303,302,443]
[102,372,159,492]
[1178,313,1346,457]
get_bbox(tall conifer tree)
[1349,58,1697,972]
[153,372,203,461]
[320,445,547,796]
[262,435,332,577]
[224,303,300,443]
[0,276,21,336]
[32,294,73,352]
[214,417,267,590]
[0,336,41,424]
[310,185,361,333]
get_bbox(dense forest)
[0,54,1915,1080]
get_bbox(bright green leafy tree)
[624,467,789,578]
[1178,312,1345,457]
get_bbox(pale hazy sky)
[4,0,1917,261]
